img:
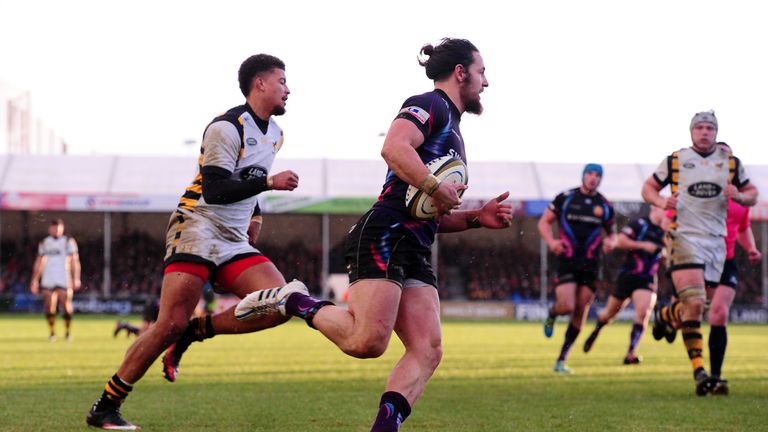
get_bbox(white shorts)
[164,210,258,266]
[666,231,725,285]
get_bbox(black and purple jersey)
[618,217,665,279]
[371,89,466,247]
[550,188,615,265]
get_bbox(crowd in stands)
[1,231,765,306]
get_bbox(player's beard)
[272,106,286,116]
[461,78,483,115]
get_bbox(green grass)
[0,314,766,431]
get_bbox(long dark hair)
[418,38,478,81]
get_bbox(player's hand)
[723,184,739,200]
[477,191,513,229]
[73,279,82,291]
[432,182,466,216]
[269,170,299,191]
[548,239,567,256]
[642,241,659,254]
[30,280,39,295]
[661,193,678,210]
[748,248,762,264]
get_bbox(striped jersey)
[174,104,283,242]
[652,146,749,238]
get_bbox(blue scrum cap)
[583,163,603,177]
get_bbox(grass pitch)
[0,314,766,431]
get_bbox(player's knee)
[708,304,729,326]
[423,343,443,372]
[344,331,391,359]
[155,316,190,340]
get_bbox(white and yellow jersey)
[653,146,749,237]
[38,235,78,288]
[165,104,283,264]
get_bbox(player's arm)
[736,218,763,264]
[641,176,677,209]
[438,192,513,233]
[200,122,298,204]
[537,208,567,255]
[724,182,758,207]
[613,232,658,254]
[381,119,464,214]
[30,254,44,295]
[724,156,758,206]
[70,239,82,290]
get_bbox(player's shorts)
[345,210,437,289]
[666,231,725,287]
[555,259,598,291]
[40,285,67,291]
[612,274,655,300]
[718,258,738,289]
[164,209,262,268]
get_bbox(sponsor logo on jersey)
[246,137,258,146]
[683,162,695,169]
[399,106,430,124]
[688,182,722,198]
[593,206,604,217]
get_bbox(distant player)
[30,219,81,341]
[114,296,160,338]
[538,163,616,373]
[583,205,666,364]
[642,112,757,395]
[653,141,761,395]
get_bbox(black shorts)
[345,210,436,288]
[555,260,598,291]
[613,274,655,301]
[718,258,738,289]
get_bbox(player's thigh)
[575,284,595,310]
[42,290,55,313]
[224,260,286,298]
[710,285,736,311]
[346,279,402,338]
[156,272,205,325]
[631,289,656,319]
[601,295,628,319]
[671,267,705,290]
[394,285,441,351]
[555,282,578,307]
[56,288,73,312]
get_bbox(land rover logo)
[688,182,721,198]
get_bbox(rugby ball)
[405,155,468,220]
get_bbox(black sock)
[595,318,608,331]
[558,324,580,361]
[370,391,411,432]
[96,374,133,410]
[709,325,727,378]
[548,307,556,320]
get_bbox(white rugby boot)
[234,280,309,321]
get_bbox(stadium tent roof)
[1,154,767,216]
